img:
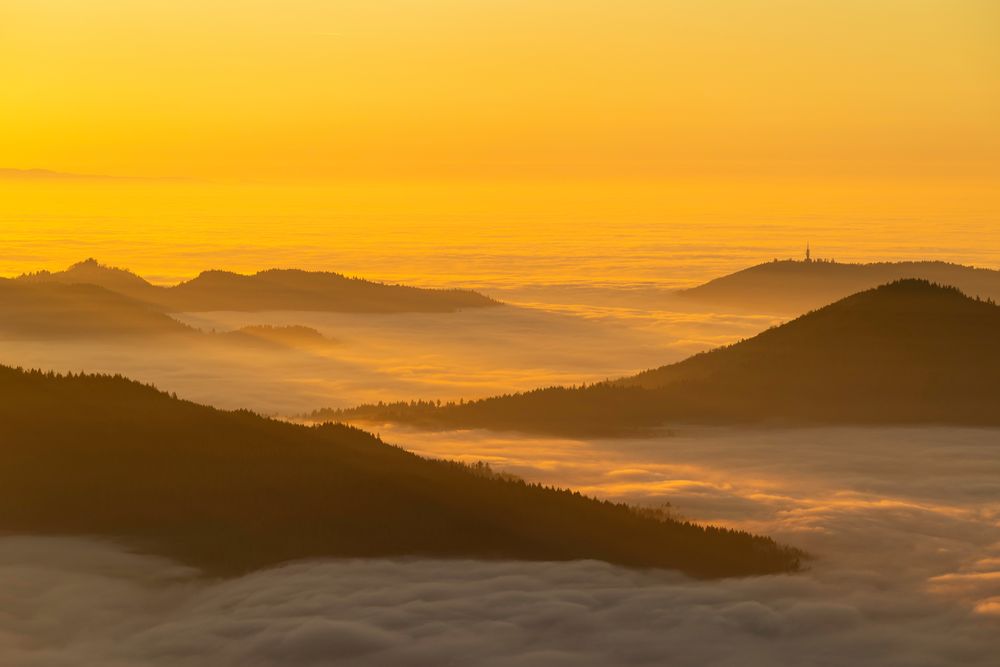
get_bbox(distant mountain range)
[0,365,800,578]
[679,259,1000,314]
[322,280,1000,434]
[17,259,500,313]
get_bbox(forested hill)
[18,259,499,313]
[321,280,1000,435]
[0,365,800,578]
[678,259,1000,314]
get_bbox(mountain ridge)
[0,365,800,578]
[16,259,500,313]
[678,259,1000,314]
[320,280,1000,435]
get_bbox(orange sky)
[1,1,998,280]
[3,0,998,182]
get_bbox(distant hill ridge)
[0,365,800,578]
[0,278,193,339]
[17,259,500,313]
[321,280,1000,434]
[0,278,345,346]
[679,258,1000,314]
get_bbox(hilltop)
[322,280,1000,434]
[678,259,1000,314]
[17,259,500,313]
[0,365,800,578]
[19,258,155,299]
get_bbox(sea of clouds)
[2,426,999,666]
[1,538,996,667]
[0,302,774,415]
[2,287,998,665]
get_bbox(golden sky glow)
[3,0,998,181]
[1,1,998,283]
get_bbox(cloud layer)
[0,302,772,415]
[2,426,999,666]
[1,538,997,667]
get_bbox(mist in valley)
[0,298,777,415]
[2,267,998,665]
[6,0,1000,662]
[3,425,998,666]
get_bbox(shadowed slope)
[18,260,499,313]
[623,279,1000,419]
[0,366,800,578]
[679,259,1000,314]
[323,280,1000,434]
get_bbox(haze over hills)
[18,259,500,313]
[0,277,340,350]
[0,365,800,578]
[678,258,1000,314]
[322,280,1000,435]
[0,279,193,339]
[0,278,330,348]
[224,324,335,349]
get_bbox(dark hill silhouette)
[19,258,156,300]
[18,259,499,313]
[0,366,800,578]
[0,279,192,339]
[163,268,498,312]
[679,259,1000,314]
[320,280,1000,434]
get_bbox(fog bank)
[0,303,775,415]
[1,538,996,667]
[3,426,999,665]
